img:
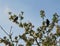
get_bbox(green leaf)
[19,22,23,28]
[9,16,14,20]
[8,12,12,15]
[12,43,14,46]
[40,10,45,19]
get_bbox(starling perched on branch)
[13,16,18,22]
[46,19,50,27]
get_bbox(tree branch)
[35,38,40,46]
[0,25,9,36]
[32,35,40,46]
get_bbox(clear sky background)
[0,0,60,46]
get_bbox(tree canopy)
[0,10,60,46]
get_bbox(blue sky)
[0,0,60,46]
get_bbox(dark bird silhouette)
[46,19,50,27]
[13,16,18,22]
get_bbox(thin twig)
[9,26,13,43]
[10,26,12,34]
[16,43,18,46]
[9,26,13,37]
[0,25,9,36]
[32,35,40,46]
[35,38,40,46]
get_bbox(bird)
[46,19,50,27]
[13,16,18,22]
